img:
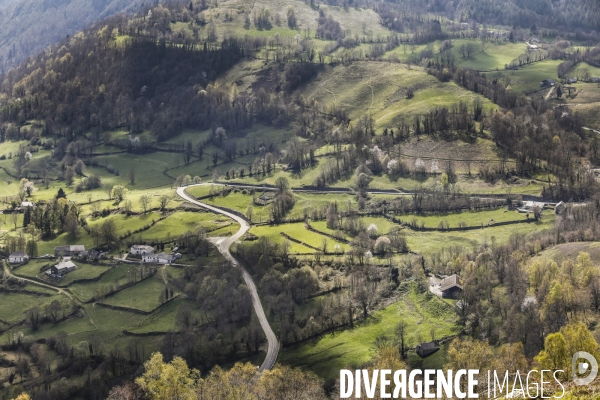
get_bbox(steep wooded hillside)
[0,0,146,71]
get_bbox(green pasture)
[309,221,352,241]
[405,213,555,255]
[280,284,460,385]
[395,208,523,229]
[69,265,133,302]
[87,212,162,237]
[22,312,98,340]
[92,152,179,188]
[385,39,526,71]
[11,258,53,279]
[36,232,95,257]
[57,262,112,286]
[533,242,600,264]
[101,273,168,313]
[453,39,526,70]
[300,61,495,128]
[498,59,563,93]
[0,212,23,231]
[139,210,237,240]
[0,292,61,324]
[249,223,315,253]
[359,216,401,236]
[0,169,19,197]
[127,298,200,334]
[569,62,600,79]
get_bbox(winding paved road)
[176,185,279,372]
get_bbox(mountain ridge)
[0,0,148,71]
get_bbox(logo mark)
[572,351,598,386]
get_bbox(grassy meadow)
[280,284,460,385]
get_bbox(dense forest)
[0,0,146,72]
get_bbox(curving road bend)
[176,185,279,372]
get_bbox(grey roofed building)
[130,245,154,255]
[156,252,175,264]
[517,200,545,213]
[50,260,76,276]
[440,274,463,298]
[416,341,440,358]
[540,79,555,87]
[54,245,85,256]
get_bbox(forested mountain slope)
[457,0,600,32]
[0,0,146,71]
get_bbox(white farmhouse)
[142,252,175,264]
[8,251,29,264]
[130,245,154,255]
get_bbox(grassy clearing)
[405,213,555,255]
[12,259,53,279]
[280,223,350,252]
[375,82,495,127]
[76,304,147,344]
[127,298,199,334]
[230,166,324,187]
[395,136,505,175]
[397,208,523,228]
[249,223,315,253]
[310,220,352,241]
[139,210,237,241]
[300,61,495,128]
[188,0,391,42]
[569,62,600,79]
[87,212,162,237]
[533,242,600,264]
[280,284,460,385]
[499,59,563,93]
[322,6,393,38]
[386,39,526,71]
[454,40,526,70]
[37,232,95,257]
[359,216,400,235]
[0,212,23,232]
[0,169,19,197]
[57,262,112,286]
[23,313,98,340]
[69,265,132,302]
[92,152,179,188]
[197,189,358,223]
[102,273,167,312]
[0,292,61,324]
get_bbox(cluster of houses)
[6,243,179,281]
[6,245,104,280]
[541,77,600,87]
[130,245,180,264]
